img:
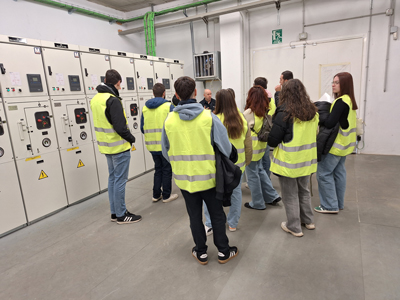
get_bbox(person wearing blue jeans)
[246,159,280,209]
[262,145,271,177]
[204,173,244,232]
[91,69,141,224]
[106,151,131,218]
[317,153,346,211]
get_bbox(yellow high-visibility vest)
[216,113,247,172]
[164,109,216,193]
[90,92,131,154]
[271,114,319,178]
[329,95,357,156]
[143,102,171,152]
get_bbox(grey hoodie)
[161,102,232,162]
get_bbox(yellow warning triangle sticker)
[131,145,136,151]
[77,159,85,168]
[39,170,48,180]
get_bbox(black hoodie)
[95,83,135,145]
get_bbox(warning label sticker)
[77,159,85,168]
[131,145,136,151]
[39,170,48,180]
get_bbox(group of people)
[90,68,357,265]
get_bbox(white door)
[80,52,111,96]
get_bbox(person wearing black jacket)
[91,69,141,224]
[315,101,339,161]
[274,70,293,107]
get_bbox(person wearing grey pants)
[267,79,319,237]
[278,176,314,235]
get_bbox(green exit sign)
[272,29,282,44]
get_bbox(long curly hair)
[215,89,244,139]
[245,85,270,117]
[279,79,317,122]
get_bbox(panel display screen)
[35,111,51,130]
[147,78,154,90]
[27,74,43,92]
[101,76,105,83]
[126,77,135,90]
[75,108,87,124]
[162,79,170,89]
[130,104,138,117]
[68,75,81,91]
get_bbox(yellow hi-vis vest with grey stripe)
[329,95,357,156]
[270,114,319,178]
[216,113,247,172]
[90,92,131,154]
[251,114,267,161]
[142,102,171,152]
[164,109,216,193]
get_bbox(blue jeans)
[246,159,280,209]
[204,173,244,229]
[106,151,131,217]
[151,153,172,199]
[317,153,347,211]
[262,145,271,177]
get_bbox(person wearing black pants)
[181,188,229,257]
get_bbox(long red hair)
[245,85,270,117]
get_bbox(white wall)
[0,0,143,53]
[1,0,399,155]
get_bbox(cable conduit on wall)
[30,0,222,24]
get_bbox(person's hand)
[204,106,209,110]
[275,84,281,92]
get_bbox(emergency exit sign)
[272,29,282,44]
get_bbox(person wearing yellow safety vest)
[203,88,252,234]
[243,86,281,210]
[161,76,239,265]
[140,83,178,203]
[253,77,277,178]
[268,79,319,237]
[315,72,358,214]
[90,69,141,225]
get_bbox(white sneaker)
[163,194,179,203]
[301,223,316,230]
[152,195,162,202]
[205,225,213,236]
[281,222,303,237]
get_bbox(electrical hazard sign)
[77,159,85,168]
[131,145,136,151]
[39,170,48,180]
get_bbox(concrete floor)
[0,154,399,300]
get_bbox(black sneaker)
[116,211,142,224]
[218,247,239,264]
[267,197,282,206]
[111,214,117,222]
[192,247,208,265]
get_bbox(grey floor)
[1,154,399,300]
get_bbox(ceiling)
[87,0,178,12]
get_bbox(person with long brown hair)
[203,89,252,233]
[243,86,280,210]
[315,72,358,214]
[268,79,319,237]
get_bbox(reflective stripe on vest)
[143,102,171,152]
[251,114,267,161]
[90,92,131,154]
[165,109,216,193]
[329,95,357,156]
[216,112,247,172]
[270,114,319,178]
